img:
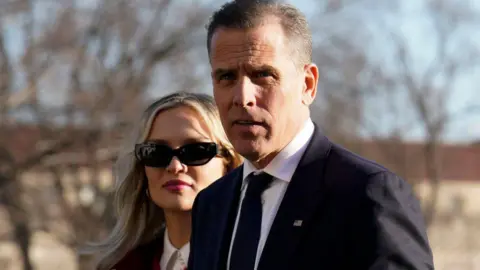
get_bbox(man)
[188,1,434,270]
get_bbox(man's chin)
[233,140,264,162]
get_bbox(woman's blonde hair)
[82,91,243,270]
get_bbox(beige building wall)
[416,181,480,270]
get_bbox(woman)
[83,92,242,270]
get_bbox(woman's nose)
[166,156,186,173]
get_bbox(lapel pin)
[293,220,303,227]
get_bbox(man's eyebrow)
[255,64,276,71]
[213,68,235,78]
[243,63,276,71]
[212,65,278,78]
[247,64,280,77]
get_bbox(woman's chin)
[153,198,193,212]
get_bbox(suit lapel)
[208,166,244,270]
[258,126,332,270]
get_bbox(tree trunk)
[423,139,441,227]
[0,172,34,270]
[14,223,34,270]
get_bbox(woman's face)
[143,106,226,212]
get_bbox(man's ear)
[302,63,319,106]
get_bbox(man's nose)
[166,156,186,173]
[233,77,256,108]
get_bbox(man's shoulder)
[322,142,406,193]
[318,143,408,196]
[306,126,392,179]
[328,142,391,177]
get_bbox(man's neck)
[250,117,310,169]
[251,151,279,169]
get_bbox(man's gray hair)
[206,0,312,66]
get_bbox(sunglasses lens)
[136,144,172,168]
[179,143,218,166]
[135,142,219,167]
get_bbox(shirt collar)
[242,118,315,183]
[162,228,190,266]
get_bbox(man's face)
[210,21,317,167]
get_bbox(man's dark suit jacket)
[188,124,434,270]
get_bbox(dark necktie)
[229,172,273,270]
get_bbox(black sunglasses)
[135,142,226,168]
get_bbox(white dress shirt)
[227,118,315,270]
[160,229,190,270]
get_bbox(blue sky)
[3,0,479,143]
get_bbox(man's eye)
[219,73,235,81]
[254,71,271,78]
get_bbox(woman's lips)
[162,179,192,192]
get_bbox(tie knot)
[245,172,273,198]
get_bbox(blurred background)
[0,0,479,269]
